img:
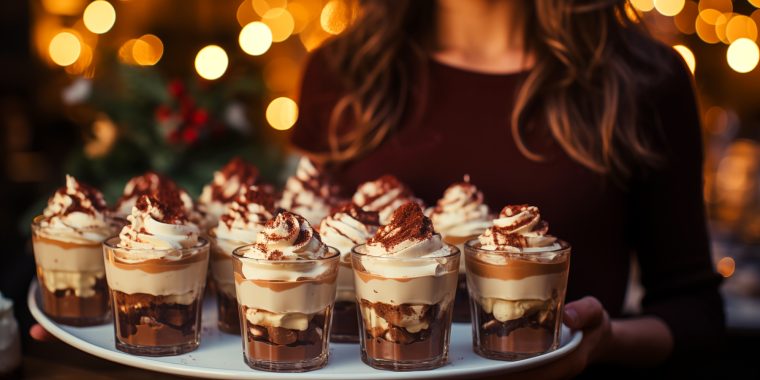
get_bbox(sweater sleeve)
[629,52,725,359]
[290,49,344,155]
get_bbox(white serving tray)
[28,281,582,379]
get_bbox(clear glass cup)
[351,243,460,371]
[441,233,481,323]
[31,216,112,326]
[464,239,571,361]
[208,230,243,334]
[232,245,339,372]
[330,253,360,343]
[103,237,209,356]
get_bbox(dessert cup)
[208,231,242,334]
[31,216,111,326]
[103,237,209,356]
[442,233,479,323]
[233,245,339,372]
[351,244,460,371]
[464,239,570,360]
[330,254,360,343]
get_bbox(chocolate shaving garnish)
[367,202,433,251]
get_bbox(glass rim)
[464,238,570,256]
[103,235,209,252]
[350,242,461,261]
[232,243,340,263]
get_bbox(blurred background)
[1,0,760,377]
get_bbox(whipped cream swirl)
[199,157,260,224]
[215,185,274,243]
[278,157,340,226]
[118,195,200,256]
[353,175,423,224]
[240,211,328,260]
[38,175,111,244]
[479,205,558,252]
[114,172,200,223]
[319,203,379,255]
[429,175,491,238]
[366,202,451,258]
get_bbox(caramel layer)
[107,249,209,274]
[33,235,101,250]
[354,270,416,283]
[465,254,568,281]
[443,235,476,246]
[234,272,336,291]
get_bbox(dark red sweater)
[291,49,724,359]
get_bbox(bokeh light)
[239,22,273,56]
[83,0,116,34]
[696,9,721,43]
[288,2,310,34]
[195,45,229,80]
[118,39,138,65]
[49,31,81,66]
[299,22,331,51]
[262,8,295,42]
[266,97,298,130]
[65,42,93,76]
[631,0,654,12]
[236,0,257,27]
[725,15,758,44]
[252,0,287,17]
[673,45,696,74]
[727,38,760,73]
[673,0,698,34]
[653,0,685,17]
[41,0,85,16]
[320,0,350,35]
[133,34,164,66]
[717,257,736,278]
[698,0,732,13]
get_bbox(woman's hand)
[30,324,57,342]
[506,296,613,380]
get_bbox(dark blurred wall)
[0,0,79,344]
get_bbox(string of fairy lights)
[37,0,353,131]
[631,0,760,74]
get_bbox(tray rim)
[28,281,583,379]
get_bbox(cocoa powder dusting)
[368,202,433,250]
[331,202,380,226]
[136,194,187,224]
[210,157,259,203]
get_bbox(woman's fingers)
[29,324,56,342]
[563,296,604,330]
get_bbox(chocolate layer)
[38,276,110,326]
[216,289,240,334]
[471,298,560,359]
[360,300,450,363]
[330,300,359,343]
[242,307,328,365]
[112,290,202,349]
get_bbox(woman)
[292,0,724,377]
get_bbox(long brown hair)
[319,0,672,179]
